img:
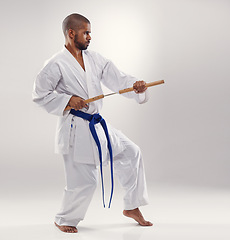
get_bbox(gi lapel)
[62,47,88,97]
[83,51,96,112]
[83,51,93,98]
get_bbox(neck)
[65,43,82,59]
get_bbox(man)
[33,13,152,233]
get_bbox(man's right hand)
[66,96,89,110]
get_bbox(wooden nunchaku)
[65,79,164,111]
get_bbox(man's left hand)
[133,81,147,93]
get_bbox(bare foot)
[123,208,153,226]
[54,222,78,233]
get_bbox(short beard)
[74,34,88,50]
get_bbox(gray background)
[0,0,230,214]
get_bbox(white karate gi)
[32,47,150,227]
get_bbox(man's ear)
[68,29,75,39]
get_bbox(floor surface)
[1,185,230,240]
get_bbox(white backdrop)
[0,0,230,204]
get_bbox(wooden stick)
[84,94,105,104]
[119,80,164,94]
[65,80,164,111]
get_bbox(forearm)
[32,87,72,116]
[101,61,150,104]
[32,70,72,116]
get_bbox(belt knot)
[92,113,103,123]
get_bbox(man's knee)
[128,142,142,160]
[67,169,98,190]
[115,142,142,164]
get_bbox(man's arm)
[32,62,72,116]
[100,60,149,104]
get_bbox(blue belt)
[70,109,114,208]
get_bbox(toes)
[145,221,153,226]
[140,221,153,226]
[147,221,153,226]
[65,227,78,233]
[55,222,78,233]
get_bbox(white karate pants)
[55,134,149,227]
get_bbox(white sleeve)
[100,60,149,104]
[32,62,72,116]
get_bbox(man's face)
[73,23,91,50]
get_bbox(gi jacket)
[32,47,149,165]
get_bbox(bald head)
[62,13,90,37]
